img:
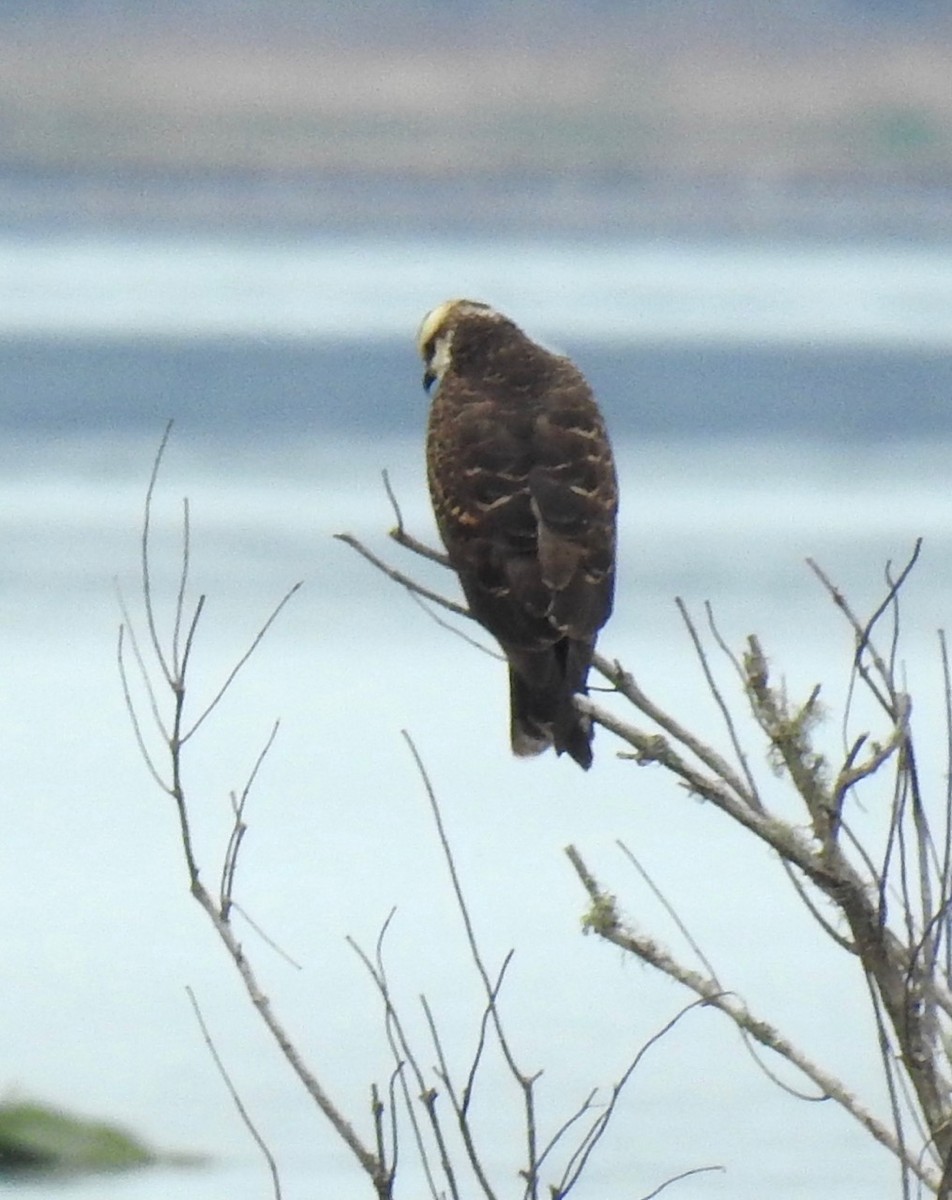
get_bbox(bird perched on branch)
[417,299,618,770]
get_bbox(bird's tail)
[507,640,594,770]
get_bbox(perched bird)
[417,299,618,769]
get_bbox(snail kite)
[417,299,618,769]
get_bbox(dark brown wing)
[426,352,617,768]
[528,361,617,640]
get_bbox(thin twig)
[116,624,171,794]
[220,720,281,915]
[229,903,303,970]
[336,533,468,617]
[142,419,175,688]
[171,496,192,677]
[557,999,709,1197]
[186,985,283,1200]
[402,730,540,1184]
[680,597,764,810]
[367,914,441,1200]
[126,436,387,1194]
[865,969,914,1200]
[461,951,516,1116]
[116,583,171,744]
[381,470,453,568]
[856,540,924,678]
[420,993,497,1200]
[405,589,504,661]
[565,844,942,1194]
[590,653,759,813]
[347,918,446,1200]
[373,919,442,1200]
[382,469,407,537]
[616,841,827,1103]
[182,582,302,744]
[531,1089,598,1182]
[637,1165,727,1200]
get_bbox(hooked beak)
[423,369,436,392]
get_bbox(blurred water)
[0,232,950,1199]
[1,230,952,345]
[1,428,946,1200]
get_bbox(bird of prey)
[417,299,618,770]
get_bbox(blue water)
[3,232,952,346]
[1,231,950,1199]
[6,335,952,441]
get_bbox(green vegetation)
[0,1100,163,1175]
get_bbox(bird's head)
[416,298,496,393]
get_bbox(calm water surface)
[1,232,950,1199]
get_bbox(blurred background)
[2,4,952,1200]
[1,0,951,237]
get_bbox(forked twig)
[116,623,170,793]
[335,533,467,617]
[382,469,451,568]
[555,999,714,1198]
[401,730,541,1188]
[347,924,455,1200]
[340,479,952,1194]
[123,429,392,1198]
[181,582,302,745]
[220,719,281,916]
[566,844,942,1194]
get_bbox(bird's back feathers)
[420,300,617,769]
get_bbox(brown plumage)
[417,299,618,769]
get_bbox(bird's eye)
[423,336,436,361]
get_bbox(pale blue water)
[2,230,952,345]
[1,231,950,1199]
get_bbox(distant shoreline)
[3,15,952,242]
[1,167,950,241]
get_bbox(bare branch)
[125,435,389,1196]
[116,582,171,744]
[220,719,281,916]
[186,985,282,1200]
[574,693,826,880]
[381,468,407,538]
[680,597,764,810]
[856,539,924,679]
[938,630,952,987]
[565,844,942,1194]
[556,999,710,1198]
[193,883,385,1184]
[171,496,192,678]
[181,581,302,744]
[228,903,303,971]
[637,1165,727,1200]
[531,1089,598,1182]
[401,732,540,1108]
[116,623,171,794]
[381,470,452,568]
[615,841,827,1103]
[832,701,910,820]
[348,925,453,1200]
[405,588,505,661]
[419,994,497,1200]
[141,419,175,688]
[590,654,760,813]
[336,532,468,618]
[461,951,516,1117]
[342,525,500,658]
